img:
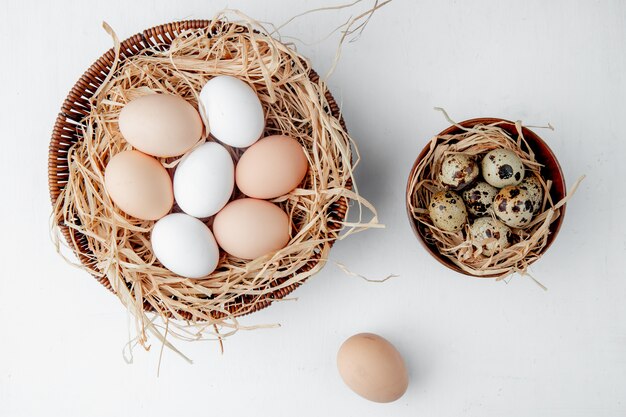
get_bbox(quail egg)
[519,174,544,213]
[428,191,468,232]
[462,181,498,216]
[470,217,512,257]
[482,149,525,188]
[493,185,534,228]
[438,153,479,190]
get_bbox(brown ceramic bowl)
[406,117,567,278]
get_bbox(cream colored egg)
[236,135,309,199]
[481,149,525,188]
[118,94,203,157]
[428,191,468,232]
[438,153,479,190]
[337,333,409,403]
[520,174,544,213]
[462,181,498,216]
[104,150,173,220]
[493,185,534,228]
[470,217,512,257]
[212,198,289,260]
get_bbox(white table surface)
[1,0,625,416]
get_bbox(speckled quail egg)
[481,149,525,188]
[462,181,498,216]
[438,153,480,190]
[519,174,544,213]
[493,185,534,228]
[428,191,468,232]
[470,217,512,257]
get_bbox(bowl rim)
[405,117,567,278]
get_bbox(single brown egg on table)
[212,198,290,260]
[235,135,309,199]
[337,333,409,403]
[104,150,173,220]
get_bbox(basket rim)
[48,19,351,319]
[405,117,567,278]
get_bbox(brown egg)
[118,94,203,157]
[235,135,309,199]
[104,150,173,220]
[337,333,409,403]
[212,198,289,259]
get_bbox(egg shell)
[462,181,498,216]
[519,174,544,213]
[438,153,479,190]
[493,185,534,228]
[337,333,409,403]
[212,198,289,260]
[428,191,468,232]
[151,213,219,278]
[104,150,173,220]
[481,149,525,188]
[173,142,234,218]
[118,94,203,157]
[200,76,265,148]
[470,217,512,257]
[236,135,308,199]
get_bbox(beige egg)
[428,191,468,232]
[118,94,203,157]
[212,198,289,260]
[470,217,512,257]
[236,135,309,199]
[493,185,534,228]
[438,153,479,190]
[337,333,409,403]
[481,149,525,188]
[519,174,544,213]
[104,150,173,220]
[462,181,498,216]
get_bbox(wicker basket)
[48,20,350,319]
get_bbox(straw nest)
[50,16,378,346]
[407,117,572,279]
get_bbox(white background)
[1,0,625,416]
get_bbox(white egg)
[199,75,265,148]
[462,181,498,216]
[151,213,219,278]
[174,142,234,218]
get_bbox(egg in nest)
[493,185,534,228]
[438,153,479,190]
[519,174,544,213]
[470,217,512,256]
[482,149,525,188]
[462,181,498,216]
[428,191,468,232]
